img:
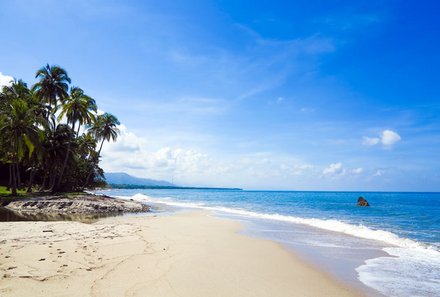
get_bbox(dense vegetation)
[0,64,120,195]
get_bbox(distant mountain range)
[104,172,176,187]
[104,172,242,190]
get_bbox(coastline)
[0,210,362,297]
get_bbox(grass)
[0,187,94,208]
[0,185,28,197]
[0,185,88,198]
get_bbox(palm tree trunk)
[49,167,57,192]
[56,141,71,191]
[57,121,77,191]
[83,138,105,188]
[16,163,21,189]
[11,163,17,196]
[7,164,12,191]
[27,168,36,193]
[97,138,105,156]
[76,124,81,136]
[41,174,47,191]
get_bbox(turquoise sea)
[94,189,440,297]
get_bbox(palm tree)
[0,81,44,194]
[0,66,123,193]
[89,113,120,155]
[55,87,97,190]
[0,100,42,195]
[58,87,97,135]
[0,79,32,109]
[32,64,71,110]
[84,113,120,187]
[42,121,75,191]
[2,79,51,128]
[77,133,97,159]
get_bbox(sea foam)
[117,192,440,297]
[127,193,439,252]
[356,247,440,297]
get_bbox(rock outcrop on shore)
[357,196,370,207]
[3,194,149,215]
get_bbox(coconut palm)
[0,100,42,195]
[0,65,121,193]
[58,87,97,134]
[77,133,97,159]
[0,79,32,109]
[55,87,97,190]
[43,121,75,191]
[32,64,71,109]
[89,113,120,155]
[2,80,52,125]
[84,113,120,186]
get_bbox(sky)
[0,0,439,191]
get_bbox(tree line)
[0,64,120,195]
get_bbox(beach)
[0,211,361,297]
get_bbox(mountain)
[104,172,176,187]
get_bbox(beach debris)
[357,197,370,207]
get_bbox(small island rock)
[357,196,370,207]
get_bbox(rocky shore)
[1,193,149,218]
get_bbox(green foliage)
[32,64,71,107]
[0,185,26,196]
[0,64,120,195]
[89,113,120,147]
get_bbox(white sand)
[0,211,363,296]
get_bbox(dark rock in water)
[357,196,370,207]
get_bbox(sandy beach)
[0,211,362,297]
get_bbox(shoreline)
[233,215,386,297]
[0,210,363,297]
[102,189,440,297]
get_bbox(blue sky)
[1,0,439,191]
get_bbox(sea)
[93,188,440,297]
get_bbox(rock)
[4,194,150,215]
[357,196,370,207]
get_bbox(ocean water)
[94,189,440,297]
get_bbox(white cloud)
[322,163,363,177]
[322,162,346,176]
[352,167,364,174]
[99,126,391,189]
[362,136,380,146]
[362,130,401,148]
[381,130,401,147]
[99,125,317,188]
[0,72,13,88]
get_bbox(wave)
[107,192,440,297]
[119,193,439,254]
[356,247,440,297]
